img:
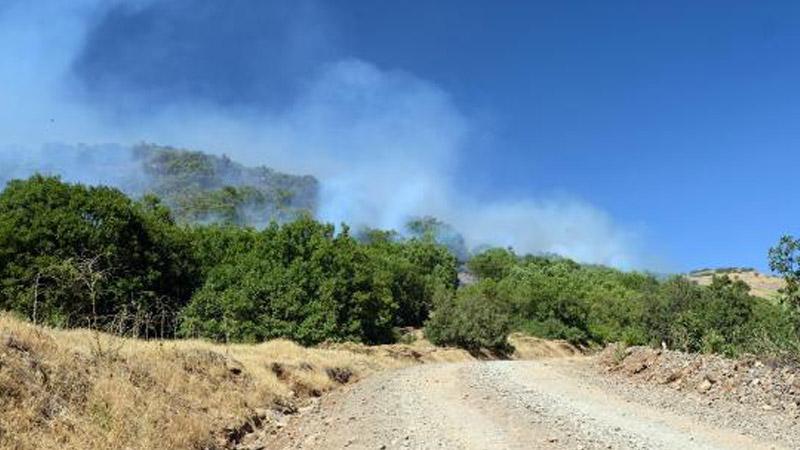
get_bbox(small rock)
[697,379,713,393]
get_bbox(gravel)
[594,345,800,447]
[244,357,795,449]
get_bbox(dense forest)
[0,174,798,359]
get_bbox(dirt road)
[260,358,798,449]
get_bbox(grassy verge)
[0,315,476,450]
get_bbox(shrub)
[463,251,792,358]
[769,235,800,334]
[0,176,196,334]
[467,247,518,281]
[505,270,594,345]
[362,233,458,328]
[424,281,512,353]
[179,217,397,345]
[642,275,757,356]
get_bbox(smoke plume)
[0,0,644,268]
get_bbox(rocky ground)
[239,354,799,449]
[599,345,800,419]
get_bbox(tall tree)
[0,175,197,333]
[769,235,800,332]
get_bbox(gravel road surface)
[258,358,796,449]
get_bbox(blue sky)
[1,1,799,272]
[338,1,800,271]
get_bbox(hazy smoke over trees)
[0,0,643,268]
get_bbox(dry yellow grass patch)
[0,314,475,450]
[688,269,786,300]
[509,333,584,359]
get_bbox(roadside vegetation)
[0,174,799,360]
[0,175,457,346]
[0,312,475,450]
[460,247,800,358]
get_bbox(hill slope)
[0,314,472,450]
[134,144,319,225]
[687,267,785,300]
[0,143,320,227]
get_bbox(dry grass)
[687,269,786,300]
[0,315,582,450]
[509,333,584,359]
[0,314,477,450]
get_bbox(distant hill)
[0,142,319,227]
[687,267,785,300]
[133,144,319,226]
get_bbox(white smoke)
[0,0,644,268]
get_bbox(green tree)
[496,259,595,344]
[179,217,397,345]
[184,224,260,278]
[361,231,458,327]
[0,175,197,334]
[425,281,512,353]
[406,216,468,261]
[393,238,458,326]
[769,235,800,332]
[643,275,756,356]
[467,247,518,281]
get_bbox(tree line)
[0,175,456,344]
[425,246,800,357]
[0,175,798,358]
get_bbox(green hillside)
[133,143,319,225]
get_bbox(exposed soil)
[240,356,798,449]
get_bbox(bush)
[467,247,517,281]
[641,275,757,356]
[463,251,794,358]
[769,235,800,335]
[424,281,512,353]
[179,216,458,344]
[493,259,652,345]
[360,228,458,328]
[179,217,398,345]
[0,175,460,345]
[743,300,800,360]
[0,176,197,334]
[2,173,797,362]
